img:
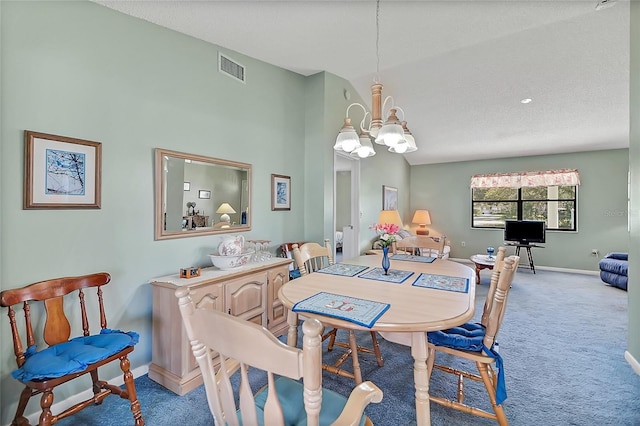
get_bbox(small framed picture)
[271,174,291,211]
[184,182,190,191]
[198,190,211,199]
[382,185,398,210]
[24,130,102,209]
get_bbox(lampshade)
[377,210,403,227]
[216,203,236,223]
[374,108,405,147]
[351,131,376,158]
[412,209,431,235]
[334,117,361,153]
[389,121,417,153]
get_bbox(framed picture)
[271,174,291,211]
[24,130,102,209]
[184,182,191,191]
[382,185,398,210]
[198,190,211,199]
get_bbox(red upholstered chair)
[0,273,144,426]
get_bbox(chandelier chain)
[375,0,380,82]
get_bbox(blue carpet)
[54,269,639,425]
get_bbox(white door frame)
[334,152,360,260]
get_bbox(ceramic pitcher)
[218,235,245,256]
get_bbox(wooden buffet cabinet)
[148,257,292,395]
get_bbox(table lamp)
[216,203,236,223]
[377,210,403,227]
[412,210,431,235]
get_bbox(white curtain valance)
[470,169,581,189]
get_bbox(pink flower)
[370,223,400,247]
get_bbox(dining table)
[278,254,476,426]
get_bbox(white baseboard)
[450,257,599,276]
[18,364,149,426]
[625,351,640,376]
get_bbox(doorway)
[334,152,360,261]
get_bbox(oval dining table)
[278,254,476,426]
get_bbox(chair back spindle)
[481,246,507,327]
[292,239,333,276]
[483,255,519,349]
[392,236,447,259]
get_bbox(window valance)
[470,169,580,189]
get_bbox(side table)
[470,254,495,284]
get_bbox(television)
[504,220,546,244]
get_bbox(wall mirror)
[155,148,251,240]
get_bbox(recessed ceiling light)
[520,98,532,104]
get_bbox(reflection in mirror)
[155,148,251,240]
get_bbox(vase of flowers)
[371,223,400,275]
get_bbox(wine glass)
[487,246,495,259]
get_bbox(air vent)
[218,53,245,83]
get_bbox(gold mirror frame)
[155,148,251,240]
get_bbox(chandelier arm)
[381,95,396,118]
[360,111,371,133]
[345,102,368,118]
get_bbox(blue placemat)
[317,263,369,277]
[359,267,414,284]
[392,254,436,263]
[412,273,470,293]
[292,292,390,328]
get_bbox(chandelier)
[334,0,418,159]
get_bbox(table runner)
[359,267,414,284]
[412,273,470,293]
[317,263,369,277]
[392,254,436,263]
[292,292,390,328]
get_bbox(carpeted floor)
[54,268,639,425]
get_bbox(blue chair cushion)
[427,322,485,351]
[427,322,507,405]
[12,329,139,382]
[249,376,366,426]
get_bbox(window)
[472,185,577,230]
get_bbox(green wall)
[410,149,629,271]
[627,0,639,371]
[0,1,313,421]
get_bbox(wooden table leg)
[347,330,363,384]
[286,311,299,347]
[411,331,431,426]
[475,265,481,284]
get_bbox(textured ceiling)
[93,0,630,165]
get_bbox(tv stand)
[504,242,543,274]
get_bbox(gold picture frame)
[24,130,102,209]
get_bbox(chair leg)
[369,331,384,367]
[325,327,338,351]
[426,346,436,381]
[120,356,145,426]
[90,369,102,400]
[11,386,32,426]
[38,390,54,426]
[477,362,508,426]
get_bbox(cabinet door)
[267,265,289,333]
[225,272,267,326]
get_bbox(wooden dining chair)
[0,273,144,426]
[292,240,385,384]
[426,254,520,426]
[175,287,383,426]
[392,235,447,258]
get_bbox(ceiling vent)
[595,0,617,11]
[218,53,245,84]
